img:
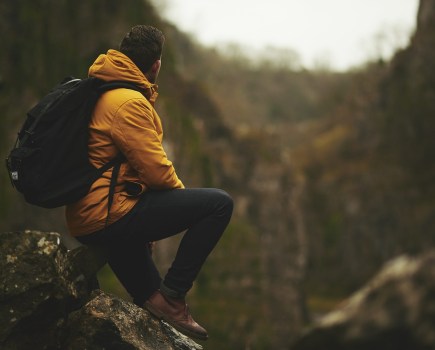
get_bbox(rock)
[64,289,202,350]
[0,230,202,350]
[292,251,435,350]
[0,230,87,349]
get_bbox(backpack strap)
[101,153,126,228]
[95,153,125,177]
[98,80,144,94]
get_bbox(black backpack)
[6,77,140,208]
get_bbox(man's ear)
[151,59,161,73]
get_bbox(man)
[66,25,233,341]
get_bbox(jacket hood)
[89,49,157,94]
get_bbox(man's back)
[66,49,183,236]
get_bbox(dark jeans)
[77,188,233,305]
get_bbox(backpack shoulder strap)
[97,80,144,94]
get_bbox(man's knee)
[214,189,234,216]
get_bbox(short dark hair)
[119,25,165,73]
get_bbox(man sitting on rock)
[65,25,233,341]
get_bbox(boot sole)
[145,301,209,341]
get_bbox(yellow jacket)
[66,49,184,236]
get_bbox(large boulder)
[0,230,202,350]
[292,251,435,350]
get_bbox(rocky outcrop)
[0,230,202,350]
[291,251,435,350]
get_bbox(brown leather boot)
[145,290,208,340]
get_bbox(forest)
[1,1,434,349]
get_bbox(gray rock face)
[0,230,202,350]
[292,251,435,350]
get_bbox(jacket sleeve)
[111,97,184,190]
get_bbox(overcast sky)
[153,0,419,70]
